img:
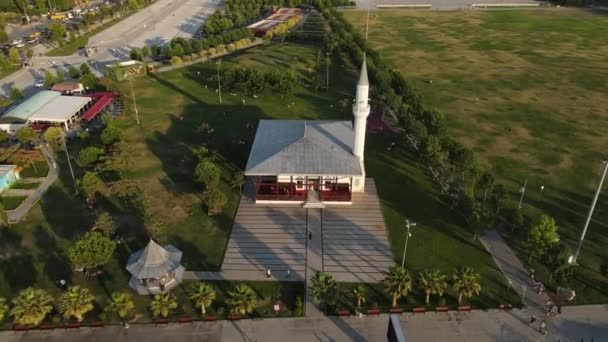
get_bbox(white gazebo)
[126,240,185,295]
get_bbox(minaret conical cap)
[358,56,369,87]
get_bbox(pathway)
[7,144,58,223]
[3,306,607,342]
[305,208,324,317]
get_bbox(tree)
[141,46,149,59]
[25,47,34,60]
[352,285,367,310]
[382,266,412,307]
[526,215,560,263]
[490,184,506,214]
[67,231,116,270]
[129,48,142,61]
[55,70,65,83]
[100,140,132,176]
[78,172,103,197]
[78,146,105,166]
[9,288,53,326]
[150,292,177,318]
[106,292,135,320]
[478,173,494,205]
[68,65,80,79]
[128,0,140,10]
[0,131,7,144]
[203,188,227,215]
[173,43,184,57]
[79,63,91,75]
[58,286,95,322]
[230,171,245,193]
[15,127,37,144]
[150,44,160,57]
[43,126,64,150]
[309,271,337,312]
[195,159,221,191]
[93,212,116,236]
[9,87,23,101]
[422,135,441,161]
[8,47,19,65]
[161,45,173,59]
[48,22,67,45]
[418,269,448,304]
[452,267,481,304]
[226,284,257,316]
[101,126,122,145]
[44,70,56,87]
[0,297,8,322]
[546,243,573,283]
[190,282,216,316]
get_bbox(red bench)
[389,308,404,314]
[203,316,217,322]
[412,307,426,313]
[458,305,471,312]
[337,310,350,317]
[13,325,29,332]
[367,309,380,316]
[435,306,449,312]
[178,317,193,324]
[39,324,55,330]
[227,315,241,321]
[65,322,80,329]
[90,321,105,328]
[154,318,169,326]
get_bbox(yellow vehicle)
[27,31,41,39]
[49,12,73,21]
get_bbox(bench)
[412,307,426,314]
[389,308,404,314]
[65,322,80,329]
[458,305,471,312]
[367,309,380,316]
[13,325,29,332]
[154,318,169,326]
[178,317,193,324]
[499,304,512,310]
[39,324,55,330]
[337,310,350,317]
[435,306,449,312]
[227,315,241,321]
[90,321,105,328]
[203,316,217,322]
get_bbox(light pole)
[401,219,416,268]
[325,52,330,90]
[518,178,527,210]
[572,160,608,264]
[61,133,78,195]
[216,59,222,104]
[128,78,140,125]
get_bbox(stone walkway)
[305,208,324,317]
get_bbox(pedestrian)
[557,305,562,315]
[529,315,536,327]
[266,269,271,278]
[540,321,547,335]
[308,232,312,240]
[59,279,67,290]
[286,269,291,278]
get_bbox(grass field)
[344,8,608,303]
[0,195,26,210]
[10,181,40,190]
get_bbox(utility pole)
[572,160,608,264]
[518,178,527,210]
[401,219,416,268]
[216,59,222,104]
[129,78,140,125]
[325,52,330,90]
[62,133,78,195]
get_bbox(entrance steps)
[303,191,325,209]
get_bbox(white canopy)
[27,96,91,123]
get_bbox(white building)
[245,59,371,206]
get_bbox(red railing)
[319,190,351,202]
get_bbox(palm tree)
[0,297,8,322]
[419,269,448,304]
[382,266,413,308]
[309,272,337,312]
[226,284,257,316]
[150,292,178,318]
[9,287,54,326]
[452,267,482,304]
[106,292,135,320]
[58,286,95,322]
[352,285,367,310]
[190,282,216,316]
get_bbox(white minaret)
[352,57,370,160]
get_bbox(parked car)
[34,80,45,88]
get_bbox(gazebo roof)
[126,240,182,279]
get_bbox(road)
[0,0,223,97]
[1,306,607,342]
[354,0,539,10]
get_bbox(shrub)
[183,55,192,62]
[208,47,217,55]
[227,43,236,51]
[216,44,226,53]
[170,56,183,65]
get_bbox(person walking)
[540,321,547,335]
[529,315,536,327]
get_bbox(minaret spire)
[352,57,370,160]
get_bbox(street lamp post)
[518,178,527,210]
[216,60,222,104]
[572,160,608,264]
[325,52,330,90]
[61,133,78,195]
[401,219,416,268]
[128,78,140,125]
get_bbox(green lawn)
[19,160,50,178]
[0,65,20,81]
[10,181,40,190]
[1,196,26,210]
[344,8,608,304]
